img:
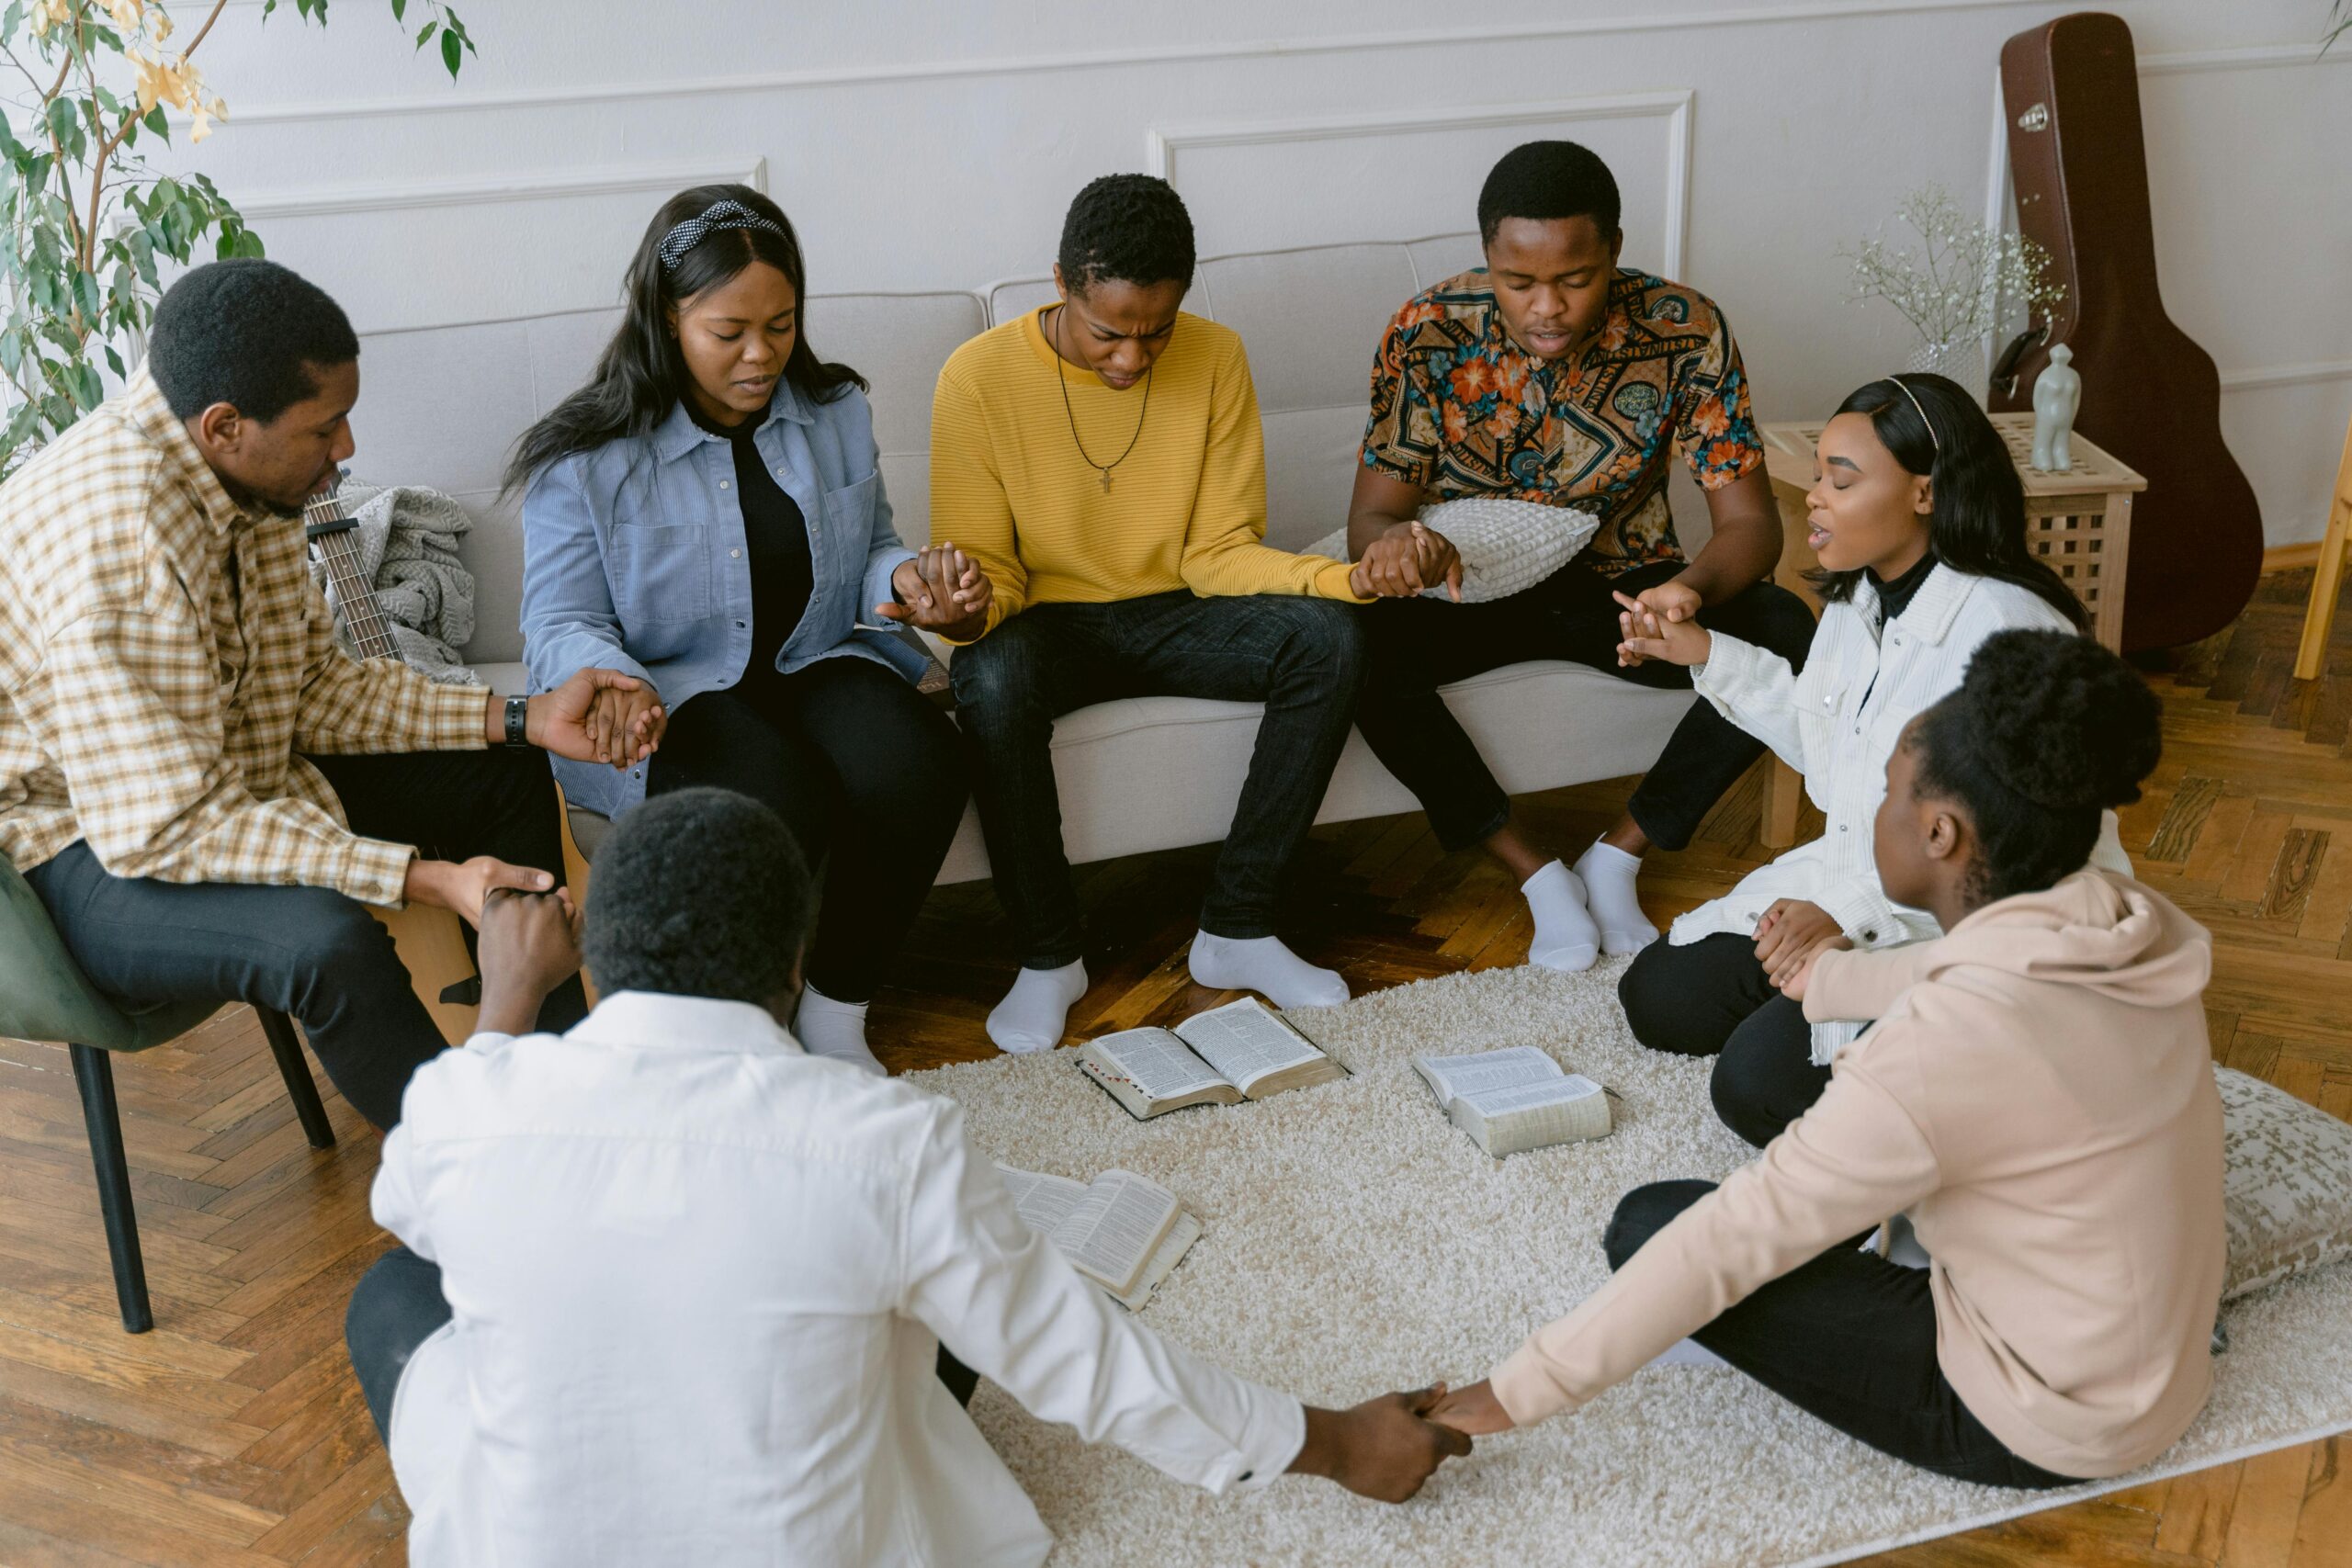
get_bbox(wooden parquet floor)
[3,565,2348,1566]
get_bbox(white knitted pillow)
[1304,497,1600,604]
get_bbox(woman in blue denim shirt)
[511,186,987,1072]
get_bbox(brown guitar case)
[1991,11,2262,652]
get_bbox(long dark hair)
[1807,372,2087,632]
[503,184,865,493]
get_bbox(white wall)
[160,0,2350,547]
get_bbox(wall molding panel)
[1148,92,1695,277]
[183,0,2051,130]
[235,156,767,222]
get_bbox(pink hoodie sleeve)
[1802,942,1950,1024]
[1487,1046,1944,1427]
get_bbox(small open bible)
[1074,998,1347,1121]
[1413,1045,1612,1156]
[995,1164,1202,1311]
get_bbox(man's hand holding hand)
[880,544,991,641]
[527,669,664,765]
[582,682,665,771]
[1351,520,1461,602]
[404,855,559,927]
[1288,1384,1472,1502]
[1613,587,1713,669]
[474,887,584,1036]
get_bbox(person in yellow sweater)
[932,175,1375,1052]
[1432,630,2225,1487]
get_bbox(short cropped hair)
[1057,174,1196,294]
[1476,141,1622,245]
[582,787,817,1006]
[148,260,358,423]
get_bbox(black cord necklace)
[1049,304,1153,492]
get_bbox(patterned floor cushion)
[2218,1065,2352,1300]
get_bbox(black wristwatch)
[503,694,530,749]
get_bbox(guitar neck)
[302,491,402,663]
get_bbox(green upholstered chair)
[0,854,334,1333]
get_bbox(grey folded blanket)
[310,481,482,685]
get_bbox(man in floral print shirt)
[1344,141,1815,974]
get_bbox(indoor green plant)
[0,0,477,476]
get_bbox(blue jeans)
[950,592,1365,968]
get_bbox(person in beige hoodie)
[1431,629,2226,1486]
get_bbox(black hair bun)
[1957,629,2162,811]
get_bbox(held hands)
[1612,581,1711,668]
[1755,898,1853,991]
[880,544,991,639]
[475,887,584,1036]
[582,682,666,771]
[529,669,665,767]
[1289,1384,1474,1503]
[403,855,564,928]
[1428,1378,1515,1437]
[1351,520,1463,602]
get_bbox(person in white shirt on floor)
[1610,373,2126,1147]
[343,785,1469,1567]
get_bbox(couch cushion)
[509,654,1693,887]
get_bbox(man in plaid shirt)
[0,261,661,1129]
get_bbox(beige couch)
[349,233,1704,883]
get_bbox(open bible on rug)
[994,1165,1203,1311]
[1073,998,1348,1120]
[1413,1045,1613,1156]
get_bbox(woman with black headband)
[509,185,973,1074]
[1608,373,2127,1145]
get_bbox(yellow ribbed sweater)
[927,308,1361,640]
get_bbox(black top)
[1869,549,1937,630]
[687,398,812,683]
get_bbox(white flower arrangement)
[1842,185,2064,350]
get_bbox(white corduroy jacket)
[1668,562,2128,1061]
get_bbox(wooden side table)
[1745,413,2146,847]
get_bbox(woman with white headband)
[1608,372,2127,1145]
[509,185,976,1076]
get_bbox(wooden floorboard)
[2,564,2347,1563]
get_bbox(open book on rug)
[1413,1045,1613,1156]
[1074,998,1347,1120]
[995,1164,1202,1310]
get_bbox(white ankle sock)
[793,986,884,1077]
[987,960,1088,1055]
[1522,860,1600,973]
[1187,931,1350,1009]
[1574,840,1658,954]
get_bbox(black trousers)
[1607,1180,2078,1488]
[949,592,1365,968]
[345,1244,977,1447]
[1620,931,1836,1148]
[1351,558,1816,852]
[647,656,967,1004]
[26,747,585,1132]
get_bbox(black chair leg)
[257,1010,335,1150]
[69,1043,152,1335]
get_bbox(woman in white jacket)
[1611,373,2124,1146]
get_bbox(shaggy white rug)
[910,961,2352,1567]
